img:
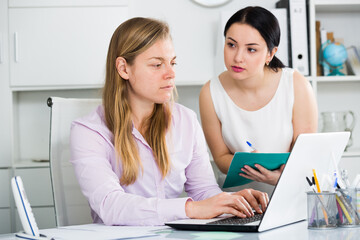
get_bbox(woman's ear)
[116,57,130,80]
[268,47,278,62]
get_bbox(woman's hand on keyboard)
[233,189,269,214]
[185,192,255,219]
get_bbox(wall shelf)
[10,81,206,92]
[314,0,360,12]
[314,76,360,83]
[11,85,103,92]
[342,148,360,157]
[13,160,49,169]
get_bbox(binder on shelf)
[276,0,310,76]
[346,46,360,76]
[315,21,322,76]
[319,27,330,76]
[271,8,289,67]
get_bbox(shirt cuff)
[157,197,193,223]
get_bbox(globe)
[320,41,348,76]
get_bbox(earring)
[266,61,270,66]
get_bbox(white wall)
[128,0,278,114]
[129,0,277,84]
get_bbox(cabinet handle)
[0,34,3,64]
[14,32,19,63]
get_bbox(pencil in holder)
[336,188,360,227]
[307,191,337,229]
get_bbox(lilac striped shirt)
[70,103,222,226]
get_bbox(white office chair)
[48,97,102,227]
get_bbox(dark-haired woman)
[199,6,317,195]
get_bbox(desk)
[0,221,359,240]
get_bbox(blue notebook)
[223,152,290,188]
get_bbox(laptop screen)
[166,132,350,232]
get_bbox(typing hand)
[185,192,254,219]
[239,164,286,186]
[232,189,269,214]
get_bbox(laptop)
[165,132,350,232]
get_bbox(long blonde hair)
[102,17,173,185]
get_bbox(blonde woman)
[70,17,268,226]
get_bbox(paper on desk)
[40,224,168,240]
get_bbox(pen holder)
[307,191,337,229]
[336,188,360,227]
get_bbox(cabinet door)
[0,0,12,168]
[9,6,127,88]
[0,209,11,234]
[14,168,53,207]
[0,169,10,208]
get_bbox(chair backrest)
[48,97,102,227]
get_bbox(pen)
[341,169,351,188]
[337,189,360,222]
[330,171,338,193]
[335,178,360,221]
[306,177,317,225]
[336,200,343,224]
[306,177,329,209]
[306,177,313,187]
[312,169,329,225]
[312,169,321,193]
[336,194,353,224]
[333,178,338,192]
[331,153,346,189]
[246,141,256,151]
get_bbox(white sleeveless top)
[210,68,294,195]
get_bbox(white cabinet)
[309,0,360,152]
[309,0,360,179]
[0,0,12,168]
[0,170,11,234]
[0,170,10,208]
[13,167,56,230]
[0,1,12,234]
[12,89,101,165]
[9,6,128,89]
[13,168,53,207]
[3,1,128,233]
[0,209,11,234]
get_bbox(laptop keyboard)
[207,212,263,225]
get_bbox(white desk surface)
[1,221,359,240]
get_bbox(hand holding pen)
[246,141,258,153]
[241,141,283,185]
